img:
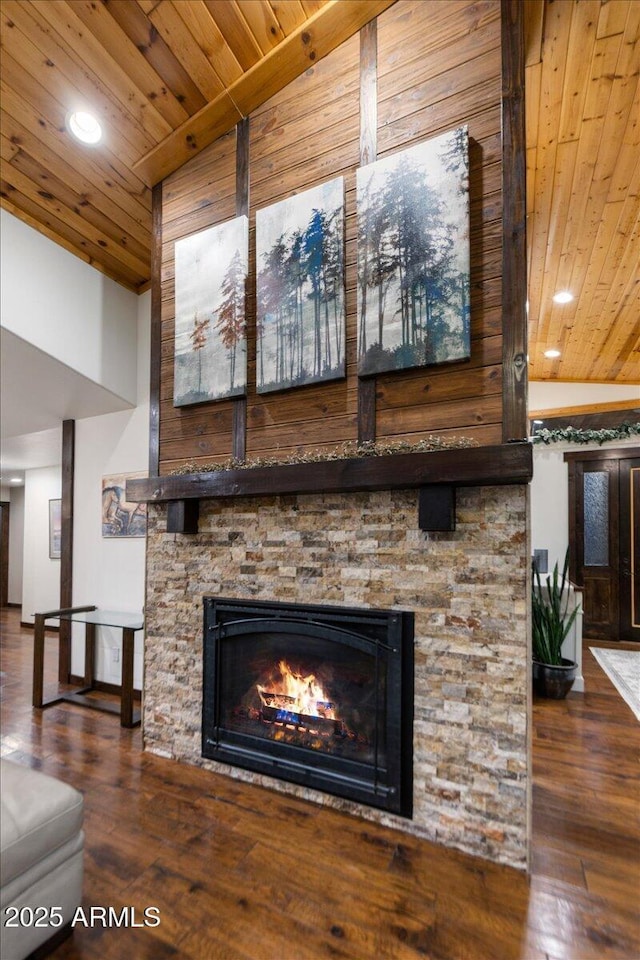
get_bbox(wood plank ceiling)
[525,0,639,385]
[1,0,638,385]
[0,0,393,290]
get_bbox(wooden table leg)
[121,627,135,728]
[32,614,46,708]
[84,622,96,688]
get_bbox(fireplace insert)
[202,597,414,817]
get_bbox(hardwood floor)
[1,607,638,960]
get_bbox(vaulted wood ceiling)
[1,0,638,385]
[1,0,392,291]
[525,0,639,385]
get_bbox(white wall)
[22,467,61,622]
[71,291,151,688]
[0,484,23,605]
[8,486,24,605]
[530,381,640,412]
[531,445,571,574]
[1,210,138,404]
[2,210,149,689]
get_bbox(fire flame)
[257,660,335,720]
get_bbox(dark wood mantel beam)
[127,443,532,506]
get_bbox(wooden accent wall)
[158,0,506,476]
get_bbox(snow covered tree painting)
[174,216,248,406]
[357,126,470,376]
[256,178,345,394]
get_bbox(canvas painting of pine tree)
[174,216,248,406]
[256,178,345,394]
[357,126,470,377]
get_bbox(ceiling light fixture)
[10,477,23,484]
[544,349,561,359]
[67,111,102,145]
[552,290,573,304]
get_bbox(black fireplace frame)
[202,597,414,817]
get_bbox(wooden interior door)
[575,458,619,640]
[619,457,640,641]
[567,449,640,642]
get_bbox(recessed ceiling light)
[10,477,22,484]
[552,290,573,304]
[544,349,561,359]
[67,111,102,145]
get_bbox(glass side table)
[32,605,144,728]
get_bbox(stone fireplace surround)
[143,484,530,870]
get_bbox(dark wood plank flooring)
[1,608,638,959]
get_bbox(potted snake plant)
[532,549,580,698]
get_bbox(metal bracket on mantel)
[418,486,456,532]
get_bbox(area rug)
[589,647,640,721]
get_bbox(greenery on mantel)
[171,435,478,476]
[531,421,640,446]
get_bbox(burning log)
[226,659,369,749]
[256,660,337,721]
[260,703,344,737]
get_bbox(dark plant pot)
[532,658,578,699]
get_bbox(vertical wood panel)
[236,116,250,218]
[358,19,378,445]
[59,419,74,683]
[232,396,247,462]
[358,380,377,445]
[502,0,528,441]
[149,182,163,476]
[233,116,250,462]
[359,19,377,166]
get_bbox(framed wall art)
[49,499,61,559]
[174,216,248,406]
[102,474,147,538]
[256,178,345,394]
[357,125,470,377]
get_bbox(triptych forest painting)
[172,127,470,407]
[173,216,248,406]
[256,178,345,394]
[357,126,470,376]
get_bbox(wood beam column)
[358,18,378,445]
[501,0,528,442]
[149,182,163,477]
[59,419,74,682]
[233,116,249,463]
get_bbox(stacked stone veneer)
[143,485,530,869]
